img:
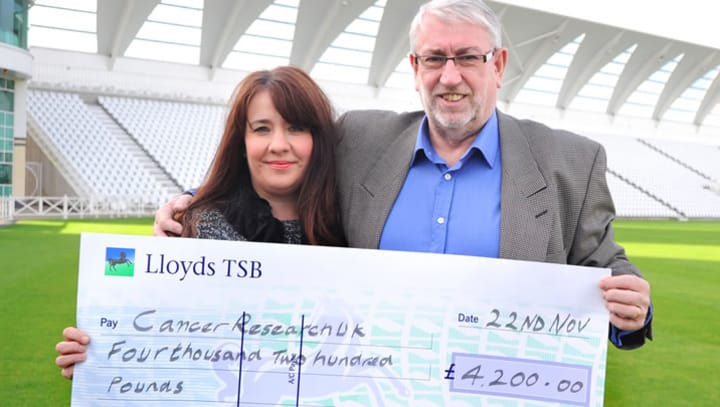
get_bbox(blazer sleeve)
[568,142,653,349]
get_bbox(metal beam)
[556,29,632,109]
[606,39,683,115]
[695,68,720,126]
[502,19,581,102]
[367,0,422,87]
[200,0,273,77]
[290,0,375,71]
[97,0,159,69]
[653,49,720,121]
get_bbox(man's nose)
[439,59,463,85]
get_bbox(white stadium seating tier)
[99,96,226,191]
[585,133,720,219]
[606,173,678,218]
[642,138,720,182]
[27,91,164,199]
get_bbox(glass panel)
[162,0,203,8]
[703,103,720,127]
[333,32,375,52]
[319,47,371,67]
[28,25,96,52]
[149,3,202,27]
[30,6,95,32]
[577,83,613,100]
[0,91,14,111]
[246,20,295,40]
[569,96,608,113]
[135,21,201,45]
[345,19,379,35]
[234,35,291,57]
[263,3,297,24]
[223,1,299,71]
[524,77,562,93]
[312,63,368,84]
[385,56,414,88]
[515,89,558,106]
[33,0,96,12]
[534,64,567,79]
[223,51,288,71]
[125,39,199,64]
[0,164,11,184]
[14,1,29,35]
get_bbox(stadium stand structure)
[98,95,225,191]
[18,90,720,221]
[585,133,720,219]
[27,90,182,200]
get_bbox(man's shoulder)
[336,109,424,149]
[499,111,601,152]
[340,109,425,129]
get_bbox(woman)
[55,66,346,379]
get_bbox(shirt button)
[437,217,445,224]
[444,173,452,181]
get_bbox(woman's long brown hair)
[179,66,345,246]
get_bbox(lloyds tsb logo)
[105,247,135,277]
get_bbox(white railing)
[0,195,172,222]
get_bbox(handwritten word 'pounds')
[144,254,262,281]
[107,376,183,395]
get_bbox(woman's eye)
[252,126,270,133]
[289,125,308,132]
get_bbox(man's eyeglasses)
[414,49,497,69]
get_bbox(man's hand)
[153,194,192,236]
[55,327,90,380]
[599,274,651,332]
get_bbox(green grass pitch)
[0,218,718,405]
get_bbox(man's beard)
[428,103,480,144]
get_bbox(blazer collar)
[497,111,552,261]
[357,117,420,248]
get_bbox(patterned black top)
[195,208,303,244]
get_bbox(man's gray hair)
[409,0,503,53]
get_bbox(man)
[154,0,651,349]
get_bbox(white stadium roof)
[26,0,720,132]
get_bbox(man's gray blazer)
[335,109,651,347]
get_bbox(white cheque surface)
[73,233,610,407]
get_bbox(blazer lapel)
[353,119,420,249]
[497,112,553,261]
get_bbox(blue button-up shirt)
[379,112,501,257]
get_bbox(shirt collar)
[412,110,500,169]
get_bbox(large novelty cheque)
[73,233,610,406]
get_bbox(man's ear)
[493,48,508,89]
[409,53,421,92]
